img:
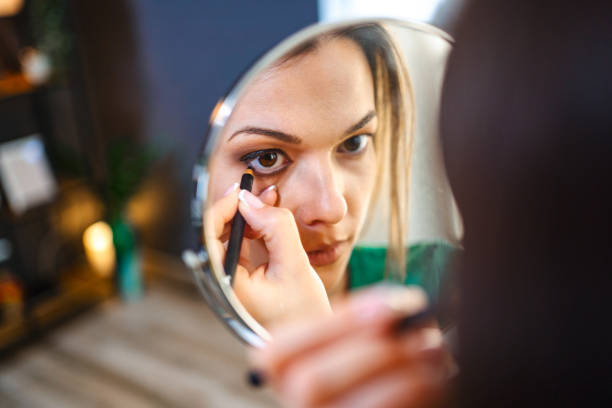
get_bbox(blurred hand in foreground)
[250,286,455,408]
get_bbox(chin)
[313,258,349,295]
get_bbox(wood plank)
[0,280,278,408]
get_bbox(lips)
[306,240,349,267]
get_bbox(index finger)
[205,185,240,239]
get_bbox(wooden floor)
[0,264,278,408]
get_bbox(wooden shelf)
[0,73,34,100]
[0,263,113,351]
[0,315,26,348]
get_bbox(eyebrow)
[228,110,377,144]
[344,110,377,136]
[229,127,302,144]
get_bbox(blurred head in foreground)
[442,0,612,406]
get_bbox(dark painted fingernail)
[247,369,266,388]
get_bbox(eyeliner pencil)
[392,304,435,333]
[224,167,254,282]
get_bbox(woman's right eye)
[240,149,290,175]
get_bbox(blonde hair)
[281,23,415,282]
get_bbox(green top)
[348,242,459,301]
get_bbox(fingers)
[207,183,278,280]
[278,331,438,407]
[258,184,278,206]
[206,183,240,240]
[243,185,278,239]
[325,364,447,408]
[252,286,428,380]
[205,183,278,241]
[237,189,308,269]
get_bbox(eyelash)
[239,149,291,176]
[337,134,373,155]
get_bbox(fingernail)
[246,369,266,388]
[262,184,277,193]
[239,190,264,209]
[419,328,443,352]
[384,286,428,314]
[223,182,239,197]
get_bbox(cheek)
[273,170,304,209]
[362,149,378,186]
[342,153,378,219]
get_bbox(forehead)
[223,37,376,144]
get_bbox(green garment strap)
[348,242,459,301]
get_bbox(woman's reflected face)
[210,37,378,295]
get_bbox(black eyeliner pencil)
[225,167,254,282]
[392,304,436,333]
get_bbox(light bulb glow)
[83,221,115,277]
[0,0,24,17]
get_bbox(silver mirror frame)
[185,18,454,347]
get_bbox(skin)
[207,37,379,326]
[251,286,454,408]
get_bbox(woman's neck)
[327,268,350,301]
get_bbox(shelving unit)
[0,262,113,353]
[0,2,105,355]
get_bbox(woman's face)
[209,37,378,295]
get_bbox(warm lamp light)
[0,0,23,17]
[83,221,115,277]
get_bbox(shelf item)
[0,73,33,98]
[0,135,57,215]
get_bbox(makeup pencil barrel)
[392,305,435,334]
[224,167,254,282]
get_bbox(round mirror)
[184,19,462,347]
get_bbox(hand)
[206,184,332,328]
[250,286,455,408]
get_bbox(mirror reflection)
[200,21,460,332]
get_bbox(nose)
[293,155,347,226]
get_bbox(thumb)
[258,184,278,206]
[244,185,278,240]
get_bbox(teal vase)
[111,217,143,301]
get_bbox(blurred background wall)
[82,0,318,253]
[125,0,318,252]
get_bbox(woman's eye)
[337,134,370,154]
[240,149,290,175]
